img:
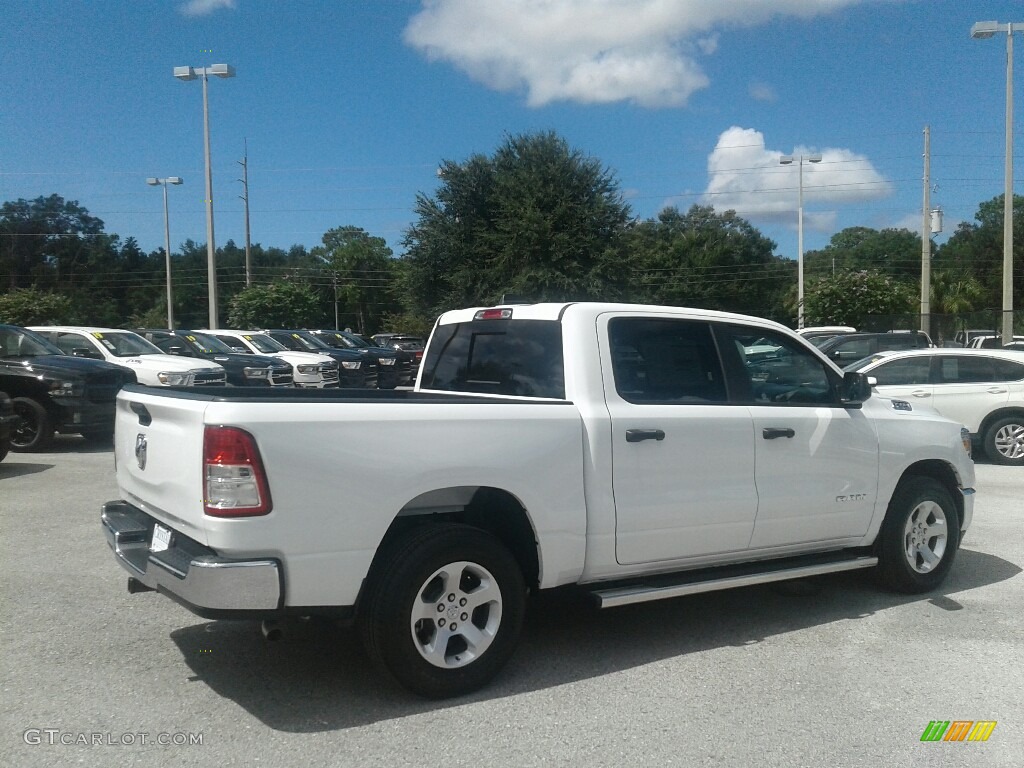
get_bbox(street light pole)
[173,63,235,329]
[146,176,183,329]
[780,153,822,329]
[972,21,1021,345]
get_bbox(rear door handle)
[626,429,665,443]
[987,387,1007,394]
[762,427,795,440]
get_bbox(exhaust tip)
[261,620,283,642]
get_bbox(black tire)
[358,523,526,699]
[877,477,960,593]
[983,415,1024,466]
[10,397,54,452]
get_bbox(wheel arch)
[978,407,1024,439]
[366,485,541,597]
[895,459,963,529]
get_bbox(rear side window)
[877,334,921,351]
[992,358,1024,381]
[421,319,564,399]
[607,318,726,404]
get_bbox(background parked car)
[307,329,407,388]
[137,330,294,388]
[263,329,372,388]
[372,333,425,375]
[200,329,340,389]
[847,347,1024,465]
[816,331,932,365]
[0,324,136,450]
[30,326,226,388]
[966,334,1024,349]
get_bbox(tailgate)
[113,387,210,545]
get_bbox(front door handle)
[987,387,1008,394]
[762,427,795,440]
[911,390,930,398]
[626,429,665,443]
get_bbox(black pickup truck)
[0,324,136,450]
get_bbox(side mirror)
[72,347,98,359]
[167,345,184,355]
[840,371,872,406]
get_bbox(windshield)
[0,325,64,357]
[93,331,163,357]
[181,333,235,355]
[242,334,287,353]
[843,354,886,372]
[291,331,332,351]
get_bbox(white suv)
[30,327,226,387]
[849,348,1024,465]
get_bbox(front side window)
[54,332,104,359]
[607,318,726,404]
[870,357,932,386]
[421,319,564,399]
[720,325,835,405]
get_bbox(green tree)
[0,195,105,290]
[226,278,324,329]
[804,270,916,328]
[803,226,923,282]
[401,131,632,316]
[0,288,75,325]
[312,226,398,333]
[933,194,1024,309]
[623,205,792,321]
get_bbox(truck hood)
[0,354,128,378]
[266,351,335,366]
[114,354,224,374]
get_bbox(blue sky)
[2,0,1022,267]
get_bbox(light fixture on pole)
[971,21,1020,345]
[146,176,183,329]
[779,152,822,330]
[173,63,235,329]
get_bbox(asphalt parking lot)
[1,440,1021,767]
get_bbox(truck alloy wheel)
[359,523,525,698]
[877,477,959,593]
[984,416,1024,466]
[10,397,53,452]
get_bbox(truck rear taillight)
[474,308,513,320]
[203,426,272,517]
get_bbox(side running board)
[591,555,878,609]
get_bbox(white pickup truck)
[102,302,975,698]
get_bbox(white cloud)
[404,0,871,107]
[180,0,235,17]
[701,126,891,230]
[748,81,776,102]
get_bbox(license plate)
[151,523,172,553]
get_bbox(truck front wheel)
[877,477,960,593]
[10,397,54,452]
[358,523,526,699]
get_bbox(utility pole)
[333,274,339,329]
[921,126,931,338]
[238,140,252,287]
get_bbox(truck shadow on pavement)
[169,547,1020,732]
[0,461,54,478]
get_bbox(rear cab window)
[420,319,565,399]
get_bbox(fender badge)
[135,434,148,470]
